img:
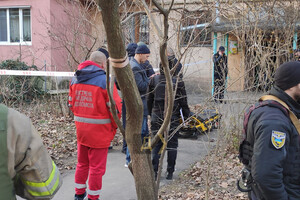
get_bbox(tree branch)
[152,0,167,15]
[106,62,126,137]
[98,1,157,199]
[137,0,164,38]
[121,11,146,25]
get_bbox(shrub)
[0,60,45,105]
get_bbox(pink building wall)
[0,0,80,71]
[0,0,53,70]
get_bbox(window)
[180,11,212,46]
[122,13,149,44]
[0,8,31,44]
[139,15,149,44]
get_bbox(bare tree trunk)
[97,1,157,200]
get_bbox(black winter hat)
[135,45,150,54]
[275,61,300,91]
[219,46,225,51]
[126,43,138,57]
[97,48,109,59]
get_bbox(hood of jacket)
[75,61,105,83]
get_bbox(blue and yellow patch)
[271,131,286,149]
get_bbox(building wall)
[147,11,245,93]
[0,0,103,72]
[227,34,244,91]
[0,0,52,70]
[49,1,106,71]
[148,10,214,94]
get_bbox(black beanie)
[275,61,300,91]
[135,45,150,54]
[126,43,138,57]
[97,48,109,59]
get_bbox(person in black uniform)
[147,63,190,180]
[166,47,183,79]
[213,46,228,103]
[239,61,300,200]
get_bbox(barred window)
[180,11,212,47]
[123,13,149,44]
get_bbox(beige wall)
[148,10,214,94]
[227,35,244,91]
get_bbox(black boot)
[74,192,86,200]
[166,172,173,180]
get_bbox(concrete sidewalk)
[18,131,217,200]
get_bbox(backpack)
[239,95,300,165]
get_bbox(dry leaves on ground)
[159,147,248,200]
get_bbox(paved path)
[18,131,218,200]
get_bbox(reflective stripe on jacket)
[69,61,122,148]
[2,104,62,199]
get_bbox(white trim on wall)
[0,6,31,9]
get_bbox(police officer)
[0,104,62,199]
[213,46,228,103]
[147,62,190,180]
[166,47,183,79]
[239,61,300,200]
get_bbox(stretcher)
[179,109,221,139]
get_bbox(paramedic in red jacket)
[68,51,122,200]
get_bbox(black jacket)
[168,56,183,79]
[159,56,183,79]
[213,52,228,80]
[130,58,149,97]
[246,86,300,200]
[147,74,190,121]
[130,58,150,116]
[140,60,155,78]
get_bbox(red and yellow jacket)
[69,61,122,148]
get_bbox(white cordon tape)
[109,55,129,68]
[0,70,74,77]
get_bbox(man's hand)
[150,73,158,79]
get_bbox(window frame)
[180,11,212,47]
[0,6,32,46]
[138,14,149,45]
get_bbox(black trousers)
[214,78,225,103]
[151,116,179,174]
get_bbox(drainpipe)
[293,31,298,50]
[212,32,218,96]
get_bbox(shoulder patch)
[271,131,286,149]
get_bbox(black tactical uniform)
[213,52,228,103]
[240,86,300,200]
[147,73,190,179]
[168,55,183,79]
